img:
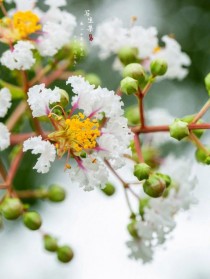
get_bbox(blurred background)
[1,0,210,278]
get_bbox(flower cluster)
[126,156,197,263]
[94,18,191,80]
[23,76,132,190]
[0,0,76,70]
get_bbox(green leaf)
[0,80,25,99]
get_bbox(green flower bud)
[101,182,116,196]
[181,114,204,138]
[142,145,161,169]
[69,40,87,60]
[118,47,138,65]
[204,73,210,95]
[44,235,58,252]
[1,198,23,220]
[85,74,101,87]
[169,119,189,141]
[123,63,146,84]
[57,245,74,263]
[138,198,150,218]
[120,77,138,95]
[133,163,151,181]
[150,59,168,76]
[59,89,69,108]
[155,172,171,187]
[23,211,42,230]
[125,105,140,125]
[195,148,210,165]
[127,221,138,238]
[48,185,66,202]
[143,174,166,198]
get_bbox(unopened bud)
[118,47,138,65]
[150,59,168,76]
[123,63,146,84]
[155,172,171,187]
[195,148,210,165]
[85,74,101,87]
[143,174,166,198]
[70,40,87,60]
[59,89,69,108]
[120,77,138,95]
[101,182,116,196]
[1,198,23,220]
[127,220,138,238]
[204,73,210,95]
[23,211,42,230]
[181,114,204,138]
[57,245,74,263]
[125,105,140,125]
[169,119,189,141]
[44,235,58,252]
[133,163,151,181]
[48,185,66,202]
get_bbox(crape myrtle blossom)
[23,76,132,191]
[0,0,76,69]
[126,156,197,263]
[0,88,12,151]
[94,18,190,80]
[0,41,35,70]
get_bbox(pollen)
[153,46,161,53]
[13,11,41,39]
[64,113,101,153]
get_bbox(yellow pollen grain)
[153,46,161,53]
[13,11,41,38]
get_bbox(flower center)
[48,113,101,156]
[13,11,41,39]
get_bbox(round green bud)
[195,148,210,165]
[69,40,87,60]
[123,63,146,84]
[48,185,66,202]
[57,245,74,263]
[59,89,69,108]
[44,235,58,252]
[127,221,138,238]
[125,106,140,125]
[133,163,151,181]
[101,182,116,196]
[118,47,138,65]
[120,77,138,95]
[169,119,190,141]
[142,145,161,169]
[85,74,101,87]
[143,175,166,198]
[181,114,204,138]
[204,73,210,95]
[150,59,168,76]
[155,172,171,188]
[1,198,23,220]
[23,211,42,230]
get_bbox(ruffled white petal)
[0,88,12,118]
[23,136,56,173]
[0,123,10,151]
[1,41,35,70]
[27,84,61,117]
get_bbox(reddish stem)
[133,134,144,163]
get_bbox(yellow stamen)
[13,11,41,39]
[153,46,161,53]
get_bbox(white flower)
[0,123,10,151]
[0,88,12,118]
[151,35,191,80]
[144,108,177,146]
[37,8,76,57]
[94,18,158,61]
[23,136,56,173]
[27,84,61,117]
[126,238,153,263]
[1,41,35,70]
[5,0,36,10]
[69,158,109,191]
[44,0,67,7]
